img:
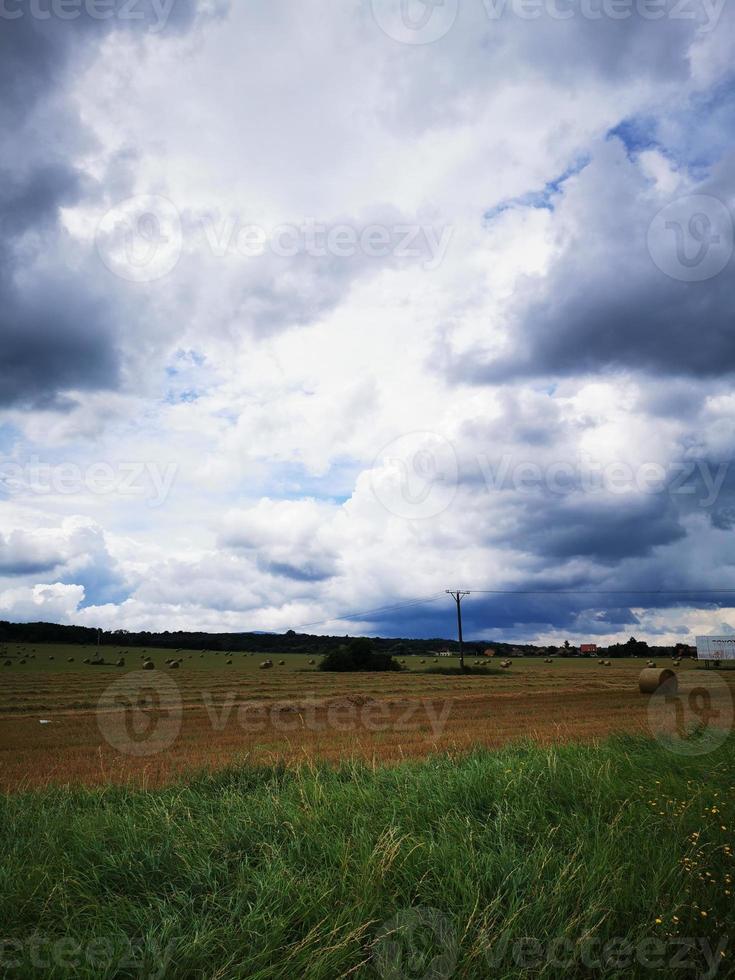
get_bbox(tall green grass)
[1,735,733,978]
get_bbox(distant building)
[580,643,598,654]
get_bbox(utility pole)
[446,590,470,670]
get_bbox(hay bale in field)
[48,656,54,661]
[419,659,426,664]
[226,659,233,665]
[278,659,286,666]
[169,661,180,669]
[308,659,315,665]
[259,660,273,670]
[599,659,605,665]
[67,657,74,663]
[116,658,125,667]
[19,659,26,664]
[604,660,612,666]
[143,660,155,670]
[639,667,677,695]
[647,661,657,668]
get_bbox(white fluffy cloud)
[2,0,735,642]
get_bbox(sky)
[1,0,735,644]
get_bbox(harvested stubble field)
[1,643,731,790]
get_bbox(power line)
[462,589,735,596]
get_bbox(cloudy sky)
[2,0,735,643]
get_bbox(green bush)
[319,637,400,672]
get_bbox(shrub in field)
[319,638,400,672]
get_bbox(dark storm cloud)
[519,495,686,562]
[454,136,735,385]
[257,559,336,583]
[361,592,644,642]
[0,1,208,409]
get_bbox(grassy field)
[1,643,732,790]
[1,735,733,978]
[2,643,734,977]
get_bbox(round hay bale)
[639,667,677,695]
[605,660,612,666]
[419,659,426,664]
[19,659,26,664]
[169,661,180,669]
[67,657,74,663]
[48,656,54,661]
[308,659,315,665]
[278,660,285,666]
[599,659,605,665]
[647,661,656,668]
[226,659,233,665]
[116,658,125,667]
[259,661,273,670]
[143,660,155,670]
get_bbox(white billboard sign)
[696,636,735,661]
